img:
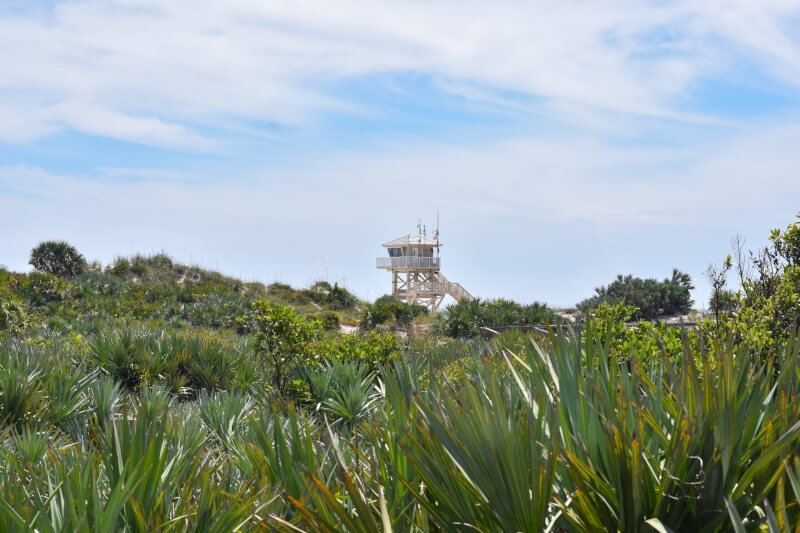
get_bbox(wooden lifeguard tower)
[376,222,473,311]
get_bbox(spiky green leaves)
[29,241,87,279]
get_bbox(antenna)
[434,210,440,256]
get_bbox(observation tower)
[376,221,473,311]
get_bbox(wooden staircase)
[436,272,474,302]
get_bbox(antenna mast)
[434,210,440,256]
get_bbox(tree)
[709,289,739,319]
[726,216,800,339]
[246,300,320,394]
[29,241,87,278]
[705,256,736,322]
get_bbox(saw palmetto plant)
[1,324,800,532]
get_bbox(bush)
[74,272,126,296]
[242,300,320,393]
[0,297,31,334]
[432,298,559,338]
[432,299,487,338]
[727,216,800,341]
[578,268,694,321]
[359,301,391,329]
[18,272,75,307]
[310,331,401,369]
[109,257,131,276]
[314,310,341,331]
[521,301,558,324]
[305,281,358,310]
[29,241,87,278]
[360,295,427,329]
[266,283,312,306]
[89,328,249,394]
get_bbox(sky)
[2,0,800,308]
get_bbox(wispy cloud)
[1,0,799,148]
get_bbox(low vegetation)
[0,215,798,531]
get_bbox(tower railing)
[436,272,474,302]
[376,257,441,269]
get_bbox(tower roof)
[383,234,440,247]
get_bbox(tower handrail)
[376,256,441,269]
[435,272,474,302]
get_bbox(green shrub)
[90,329,151,391]
[286,378,313,403]
[0,297,31,334]
[311,331,401,369]
[359,301,391,329]
[360,295,427,329]
[90,375,124,433]
[305,281,358,310]
[482,298,523,326]
[198,390,253,445]
[265,283,312,306]
[90,328,249,394]
[17,272,74,306]
[29,241,87,278]
[242,300,320,393]
[0,344,48,428]
[109,257,131,276]
[520,301,557,324]
[431,299,561,338]
[0,342,92,432]
[314,310,341,331]
[578,268,694,320]
[181,335,244,393]
[698,213,800,349]
[734,217,800,341]
[298,360,379,427]
[322,361,377,430]
[129,257,148,276]
[74,272,126,296]
[432,298,558,338]
[432,299,487,338]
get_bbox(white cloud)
[1,0,799,147]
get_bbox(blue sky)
[2,0,800,308]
